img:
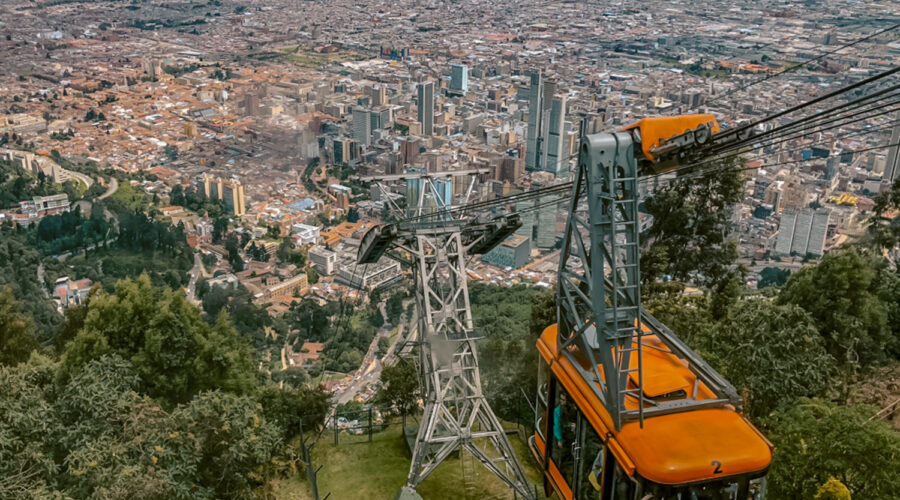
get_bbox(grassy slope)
[273,429,549,500]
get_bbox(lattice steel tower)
[357,169,534,500]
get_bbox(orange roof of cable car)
[622,114,720,162]
[537,324,772,485]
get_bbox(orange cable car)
[529,117,773,500]
[529,323,772,500]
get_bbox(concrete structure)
[309,246,337,275]
[334,137,353,165]
[450,63,468,95]
[256,273,309,304]
[208,273,240,290]
[499,156,524,183]
[535,196,558,248]
[20,193,70,217]
[774,210,796,256]
[525,70,543,172]
[201,174,246,215]
[53,277,93,308]
[352,107,371,147]
[885,111,900,184]
[366,85,387,106]
[291,223,321,245]
[417,81,434,137]
[544,95,568,176]
[790,209,813,255]
[481,233,530,269]
[336,258,402,290]
[222,180,246,216]
[776,208,830,257]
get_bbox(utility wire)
[665,100,900,181]
[393,154,579,224]
[650,139,900,189]
[385,67,900,225]
[702,22,900,108]
[665,101,900,180]
[709,84,900,155]
[648,118,900,186]
[720,65,900,141]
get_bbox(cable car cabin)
[529,324,772,500]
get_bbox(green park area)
[274,429,546,500]
[260,46,369,68]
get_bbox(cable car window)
[577,424,605,500]
[535,361,549,440]
[610,463,638,500]
[550,381,577,489]
[640,475,765,499]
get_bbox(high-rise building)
[450,63,468,95]
[243,93,260,116]
[525,70,568,177]
[202,173,213,198]
[335,190,350,211]
[790,209,813,255]
[481,234,530,269]
[433,179,452,208]
[334,138,351,165]
[535,195,557,248]
[885,111,900,183]
[142,58,162,80]
[807,209,830,256]
[405,169,425,215]
[366,85,387,106]
[309,246,337,275]
[222,180,246,216]
[200,175,246,216]
[370,107,391,131]
[775,208,829,257]
[499,156,524,183]
[352,107,371,147]
[417,81,434,136]
[400,136,422,165]
[774,211,797,256]
[544,95,568,177]
[525,70,543,172]
[515,198,535,242]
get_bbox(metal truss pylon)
[406,230,533,500]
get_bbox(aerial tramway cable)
[386,67,899,225]
[700,22,900,109]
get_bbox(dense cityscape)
[0,1,898,499]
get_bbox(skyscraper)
[526,71,569,177]
[775,208,829,257]
[790,209,813,255]
[450,63,468,95]
[366,85,387,106]
[774,211,797,256]
[352,107,371,147]
[406,176,423,215]
[515,198,535,241]
[417,81,434,136]
[885,111,900,183]
[544,95,568,177]
[433,179,452,208]
[525,70,543,172]
[333,138,352,165]
[807,209,830,257]
[535,195,557,248]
